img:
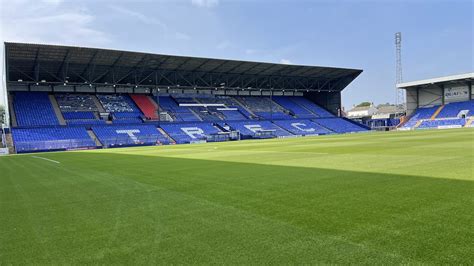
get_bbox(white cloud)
[110,5,191,42]
[191,0,219,8]
[0,0,111,106]
[0,0,111,47]
[279,59,293,64]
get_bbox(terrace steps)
[189,108,204,121]
[148,96,162,117]
[91,95,106,113]
[159,112,175,122]
[8,94,18,127]
[48,95,66,125]
[312,120,336,133]
[414,120,424,129]
[290,98,320,117]
[272,100,296,118]
[87,130,102,147]
[157,128,176,144]
[148,95,159,109]
[464,117,474,127]
[430,105,445,120]
[233,97,257,118]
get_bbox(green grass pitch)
[1,128,473,264]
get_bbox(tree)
[0,105,4,125]
[356,102,371,107]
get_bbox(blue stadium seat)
[12,127,95,153]
[290,97,335,117]
[62,111,106,125]
[112,118,144,124]
[56,94,98,112]
[195,96,250,120]
[272,97,317,118]
[63,111,96,120]
[236,96,292,119]
[98,94,143,124]
[225,121,292,138]
[97,94,140,113]
[220,109,247,120]
[437,100,474,118]
[160,123,221,144]
[14,92,59,126]
[313,118,367,133]
[157,96,201,122]
[401,106,443,129]
[272,119,332,135]
[92,125,169,147]
[66,120,107,125]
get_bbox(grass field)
[1,128,473,264]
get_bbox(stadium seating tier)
[9,93,371,152]
[160,123,221,144]
[12,127,95,152]
[92,125,169,147]
[13,92,60,126]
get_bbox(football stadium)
[0,42,473,264]
[0,1,473,263]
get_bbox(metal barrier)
[15,139,96,153]
[100,135,160,148]
[254,130,276,139]
[206,131,240,142]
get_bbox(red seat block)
[130,94,158,120]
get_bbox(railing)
[254,130,277,139]
[15,139,96,153]
[99,135,162,148]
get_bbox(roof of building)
[396,72,474,89]
[4,42,362,92]
[348,105,373,112]
[375,104,404,114]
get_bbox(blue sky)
[0,0,472,109]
